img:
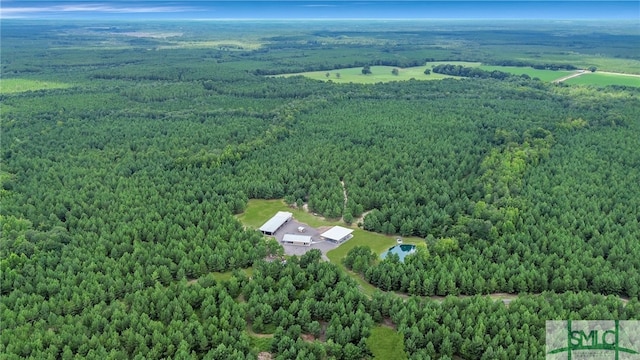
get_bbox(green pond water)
[381,244,416,262]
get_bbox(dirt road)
[553,70,587,83]
[553,69,640,83]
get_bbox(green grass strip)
[367,326,408,360]
[1,79,71,94]
[564,72,640,87]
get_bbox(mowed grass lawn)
[237,199,425,296]
[1,79,72,94]
[367,326,408,360]
[327,227,423,296]
[237,199,343,229]
[565,72,640,87]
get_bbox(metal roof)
[321,226,354,241]
[259,211,292,233]
[282,234,312,244]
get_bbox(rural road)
[553,69,640,83]
[597,70,640,77]
[553,70,587,83]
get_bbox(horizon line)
[3,17,638,21]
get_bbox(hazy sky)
[2,1,639,20]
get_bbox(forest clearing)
[280,63,639,86]
[0,79,72,94]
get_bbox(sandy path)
[340,180,347,209]
[340,180,348,222]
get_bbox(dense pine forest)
[1,20,640,359]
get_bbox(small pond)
[381,244,416,263]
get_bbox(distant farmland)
[564,72,640,87]
[279,63,587,84]
[279,65,458,84]
[1,79,71,94]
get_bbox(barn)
[321,226,354,243]
[259,211,293,235]
[282,234,312,246]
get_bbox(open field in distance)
[279,62,637,86]
[565,72,640,86]
[0,79,72,94]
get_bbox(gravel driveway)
[271,219,340,260]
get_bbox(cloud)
[0,2,198,19]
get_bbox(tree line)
[431,64,525,80]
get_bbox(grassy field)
[1,79,72,94]
[564,72,640,87]
[283,63,576,84]
[279,60,640,86]
[188,267,254,286]
[278,62,574,84]
[280,61,470,84]
[249,335,272,354]
[210,268,254,282]
[278,62,481,84]
[237,199,343,229]
[281,66,455,84]
[325,228,423,267]
[478,65,573,82]
[367,326,408,360]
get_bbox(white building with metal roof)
[321,226,354,243]
[259,211,293,235]
[282,234,312,246]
